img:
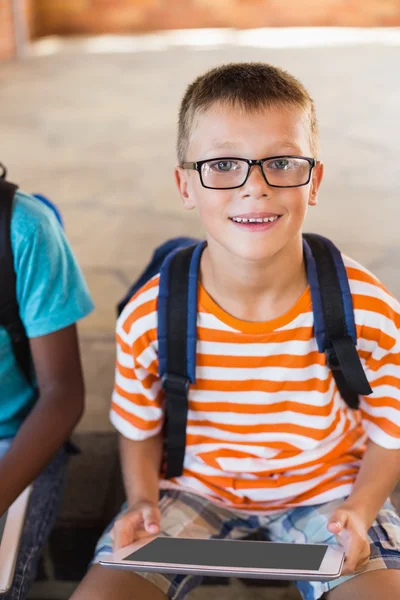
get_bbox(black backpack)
[119,235,373,480]
[0,163,63,387]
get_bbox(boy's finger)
[113,512,142,551]
[353,550,370,574]
[341,534,365,574]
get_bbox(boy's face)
[175,102,323,263]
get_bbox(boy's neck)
[200,235,308,323]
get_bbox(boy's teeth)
[231,216,279,223]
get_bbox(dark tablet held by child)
[100,535,344,582]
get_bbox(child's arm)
[324,280,400,574]
[335,439,400,529]
[0,324,84,516]
[110,432,163,550]
[119,431,164,508]
[109,279,165,549]
[339,279,400,528]
[326,440,400,575]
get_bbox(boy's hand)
[111,500,161,551]
[327,505,371,575]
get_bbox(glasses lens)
[201,159,248,188]
[263,157,311,187]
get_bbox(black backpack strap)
[158,242,205,479]
[0,176,33,386]
[303,233,372,409]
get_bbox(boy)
[72,63,400,600]
[0,187,94,598]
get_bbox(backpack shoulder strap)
[158,241,206,479]
[0,176,33,386]
[303,233,372,409]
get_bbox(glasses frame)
[181,155,316,190]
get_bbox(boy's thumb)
[327,510,345,533]
[142,505,160,533]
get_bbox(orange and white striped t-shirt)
[110,254,400,514]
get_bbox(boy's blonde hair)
[177,62,319,164]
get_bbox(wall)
[2,0,399,61]
[32,0,400,37]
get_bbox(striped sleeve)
[109,277,165,440]
[346,257,400,449]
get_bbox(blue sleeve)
[11,192,94,338]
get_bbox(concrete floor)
[1,30,400,600]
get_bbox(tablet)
[100,535,345,581]
[0,487,32,593]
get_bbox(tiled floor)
[1,29,399,600]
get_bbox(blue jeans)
[0,438,68,600]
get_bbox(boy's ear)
[175,166,196,210]
[309,161,324,207]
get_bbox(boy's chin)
[221,239,283,263]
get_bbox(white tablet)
[100,535,345,581]
[0,487,32,593]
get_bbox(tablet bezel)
[100,535,345,582]
[0,487,32,593]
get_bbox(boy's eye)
[267,158,295,170]
[208,160,241,172]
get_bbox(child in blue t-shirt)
[0,189,94,599]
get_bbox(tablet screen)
[124,537,327,571]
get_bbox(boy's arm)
[0,324,84,516]
[340,439,400,529]
[326,440,400,575]
[119,431,163,507]
[339,281,400,528]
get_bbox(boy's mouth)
[228,212,282,230]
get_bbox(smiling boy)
[72,63,400,600]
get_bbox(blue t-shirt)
[0,191,94,438]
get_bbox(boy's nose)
[242,163,271,198]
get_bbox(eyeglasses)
[182,155,316,190]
